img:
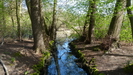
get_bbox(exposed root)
[0,59,9,75]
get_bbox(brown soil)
[74,42,133,75]
[1,39,133,75]
[0,40,42,75]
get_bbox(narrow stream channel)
[48,39,87,75]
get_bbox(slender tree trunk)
[81,3,90,41]
[16,0,21,41]
[82,5,90,37]
[126,0,133,38]
[49,0,57,40]
[85,0,96,44]
[2,0,6,33]
[8,1,15,38]
[1,0,6,45]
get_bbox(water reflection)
[48,39,87,75]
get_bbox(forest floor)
[74,41,133,75]
[0,39,133,75]
[0,39,42,75]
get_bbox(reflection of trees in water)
[48,39,87,75]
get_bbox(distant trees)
[0,0,133,51]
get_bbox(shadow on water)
[48,38,88,75]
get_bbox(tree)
[29,0,49,54]
[0,0,6,46]
[84,0,96,44]
[16,0,22,41]
[81,2,90,41]
[49,0,57,40]
[126,0,133,38]
[101,0,126,50]
[107,0,126,39]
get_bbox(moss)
[93,48,101,51]
[12,52,22,57]
[124,63,133,73]
[69,42,105,75]
[31,52,51,75]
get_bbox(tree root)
[0,59,9,75]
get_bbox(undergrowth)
[30,52,50,75]
[124,62,133,73]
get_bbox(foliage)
[31,52,51,75]
[11,57,16,63]
[24,71,29,75]
[13,52,22,57]
[69,33,80,39]
[120,16,132,42]
[93,48,101,51]
[94,15,111,39]
[49,40,54,46]
[124,62,133,73]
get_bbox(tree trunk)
[9,1,15,38]
[26,0,49,36]
[1,0,6,45]
[30,0,47,54]
[16,0,21,41]
[108,0,126,39]
[126,0,133,38]
[85,0,96,44]
[49,0,57,40]
[81,2,90,42]
[101,0,126,51]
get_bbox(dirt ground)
[1,39,133,75]
[0,40,41,75]
[74,42,133,75]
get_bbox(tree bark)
[101,0,126,50]
[30,0,47,53]
[126,0,133,38]
[81,2,90,42]
[82,4,90,37]
[1,0,6,46]
[85,0,96,44]
[49,0,57,40]
[108,0,126,39]
[16,0,21,41]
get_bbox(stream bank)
[71,40,133,75]
[69,41,95,75]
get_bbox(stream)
[48,39,87,75]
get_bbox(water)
[48,39,87,75]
